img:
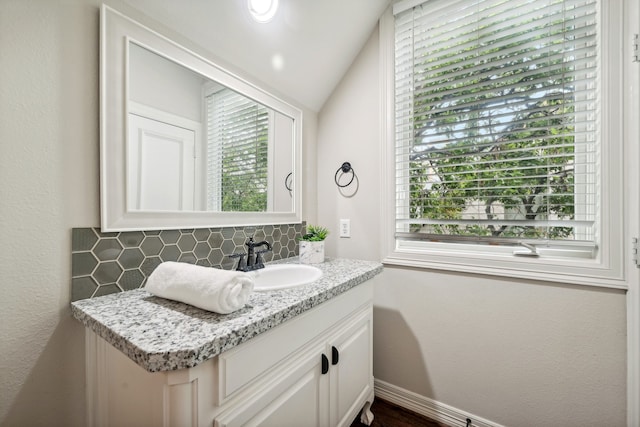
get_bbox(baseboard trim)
[374,379,505,427]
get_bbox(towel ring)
[334,162,356,188]
[285,172,293,192]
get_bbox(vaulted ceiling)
[122,0,391,111]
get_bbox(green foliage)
[407,14,581,240]
[220,130,268,212]
[218,97,269,212]
[300,225,329,241]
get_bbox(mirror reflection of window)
[126,41,289,214]
[206,88,271,212]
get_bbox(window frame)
[380,0,627,288]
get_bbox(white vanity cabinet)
[215,302,373,427]
[84,278,375,427]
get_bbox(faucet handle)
[255,248,271,267]
[228,253,247,271]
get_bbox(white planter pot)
[299,241,325,264]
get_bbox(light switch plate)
[340,219,350,238]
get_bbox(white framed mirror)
[100,5,302,231]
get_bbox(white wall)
[130,42,205,122]
[316,27,381,259]
[317,26,628,427]
[1,1,100,425]
[0,1,317,425]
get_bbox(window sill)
[382,245,628,290]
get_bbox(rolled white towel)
[145,261,254,314]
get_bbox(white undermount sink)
[248,264,323,291]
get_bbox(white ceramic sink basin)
[248,264,323,291]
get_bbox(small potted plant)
[299,225,329,264]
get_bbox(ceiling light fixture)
[248,0,279,23]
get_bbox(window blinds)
[207,89,269,212]
[394,0,599,245]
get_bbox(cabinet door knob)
[321,354,329,374]
[331,346,339,365]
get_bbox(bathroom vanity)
[72,258,382,427]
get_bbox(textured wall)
[0,1,100,425]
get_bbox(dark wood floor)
[350,398,450,427]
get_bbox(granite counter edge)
[72,261,383,372]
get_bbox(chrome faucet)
[229,237,272,272]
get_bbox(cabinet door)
[215,348,329,427]
[329,308,374,427]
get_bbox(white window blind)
[206,88,269,212]
[394,0,599,249]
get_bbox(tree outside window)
[396,0,597,243]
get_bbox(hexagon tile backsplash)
[71,224,304,301]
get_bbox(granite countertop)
[71,257,383,372]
